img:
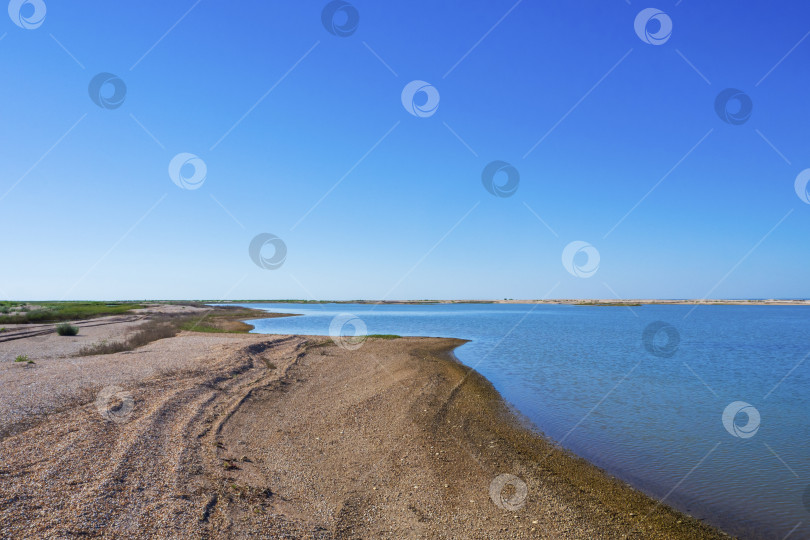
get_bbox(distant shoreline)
[214,298,810,306]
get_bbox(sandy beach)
[0,308,728,538]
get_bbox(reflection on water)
[234,302,810,539]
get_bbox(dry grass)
[76,307,288,357]
[76,307,283,357]
[78,318,182,356]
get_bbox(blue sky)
[1,0,809,300]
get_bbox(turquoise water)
[234,302,810,539]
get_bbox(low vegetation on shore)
[576,301,643,306]
[78,318,180,356]
[0,301,143,324]
[77,306,284,356]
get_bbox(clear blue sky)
[2,0,809,300]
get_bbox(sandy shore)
[0,315,728,538]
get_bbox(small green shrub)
[56,323,79,336]
[14,355,30,363]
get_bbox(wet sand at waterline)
[0,324,727,538]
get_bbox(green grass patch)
[368,334,401,339]
[0,302,143,324]
[178,307,280,334]
[56,323,79,336]
[14,354,29,363]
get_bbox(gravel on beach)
[0,319,728,539]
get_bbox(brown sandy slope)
[0,334,729,539]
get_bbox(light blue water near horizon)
[229,302,810,539]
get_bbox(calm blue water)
[230,302,810,539]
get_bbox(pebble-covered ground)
[0,318,729,538]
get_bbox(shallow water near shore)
[232,302,810,539]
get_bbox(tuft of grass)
[368,334,401,339]
[56,323,79,336]
[14,354,29,363]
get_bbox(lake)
[231,302,810,539]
